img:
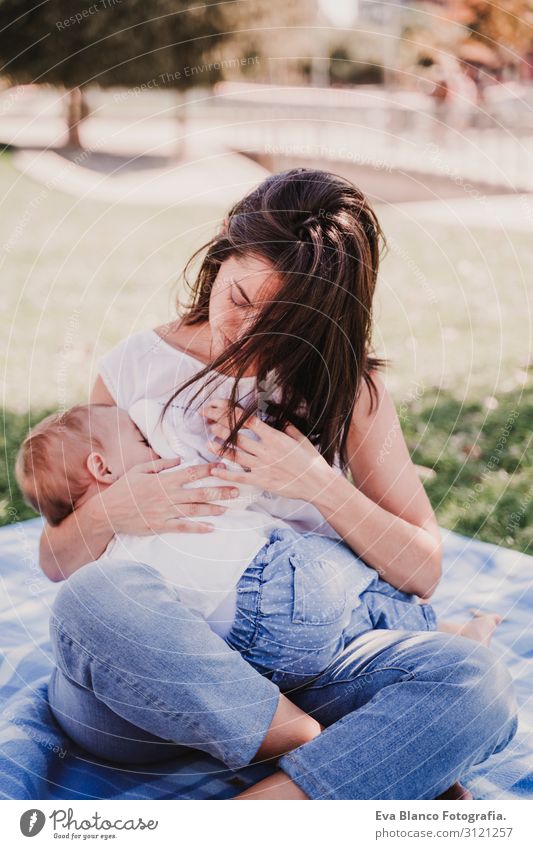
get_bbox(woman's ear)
[86,451,116,484]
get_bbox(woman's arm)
[311,373,442,599]
[39,376,117,580]
[203,376,442,599]
[39,377,242,581]
[39,493,114,582]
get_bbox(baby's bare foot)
[462,609,502,645]
[439,610,502,646]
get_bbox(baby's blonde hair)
[15,404,109,526]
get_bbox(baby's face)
[98,407,159,477]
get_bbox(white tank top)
[98,328,344,633]
[98,328,344,539]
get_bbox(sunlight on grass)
[0,153,226,411]
[401,382,533,554]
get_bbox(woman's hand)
[99,456,240,535]
[200,400,336,501]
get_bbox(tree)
[215,0,318,85]
[0,0,230,147]
[446,0,533,70]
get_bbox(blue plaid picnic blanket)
[1,518,532,799]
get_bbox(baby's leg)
[363,579,502,647]
[357,579,438,635]
[438,609,502,646]
[226,528,373,691]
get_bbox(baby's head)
[15,404,158,526]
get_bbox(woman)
[43,169,517,799]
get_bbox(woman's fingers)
[174,502,228,517]
[173,485,240,503]
[133,456,182,474]
[208,422,260,455]
[162,518,215,533]
[206,441,254,469]
[208,465,252,484]
[283,422,307,441]
[202,400,267,432]
[159,461,227,488]
[239,414,271,436]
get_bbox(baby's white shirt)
[97,328,344,633]
[102,399,290,621]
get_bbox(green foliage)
[0,407,54,526]
[329,47,384,86]
[458,0,533,58]
[0,0,229,90]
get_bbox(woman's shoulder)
[97,321,212,408]
[97,328,158,407]
[100,320,210,364]
[98,327,153,373]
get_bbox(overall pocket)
[290,554,347,625]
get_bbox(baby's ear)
[86,451,115,484]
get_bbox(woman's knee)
[50,558,209,661]
[49,560,170,685]
[457,639,514,712]
[51,559,152,638]
[468,643,518,748]
[423,635,517,743]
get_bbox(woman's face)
[208,254,279,359]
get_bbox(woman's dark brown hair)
[164,168,388,470]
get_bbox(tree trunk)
[65,88,86,148]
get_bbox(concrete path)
[3,85,532,224]
[1,87,270,207]
[11,142,269,208]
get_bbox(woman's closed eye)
[231,294,251,308]
[231,281,253,307]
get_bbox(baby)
[16,402,500,689]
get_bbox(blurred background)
[1,0,532,552]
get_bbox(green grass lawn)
[401,381,533,555]
[1,150,532,553]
